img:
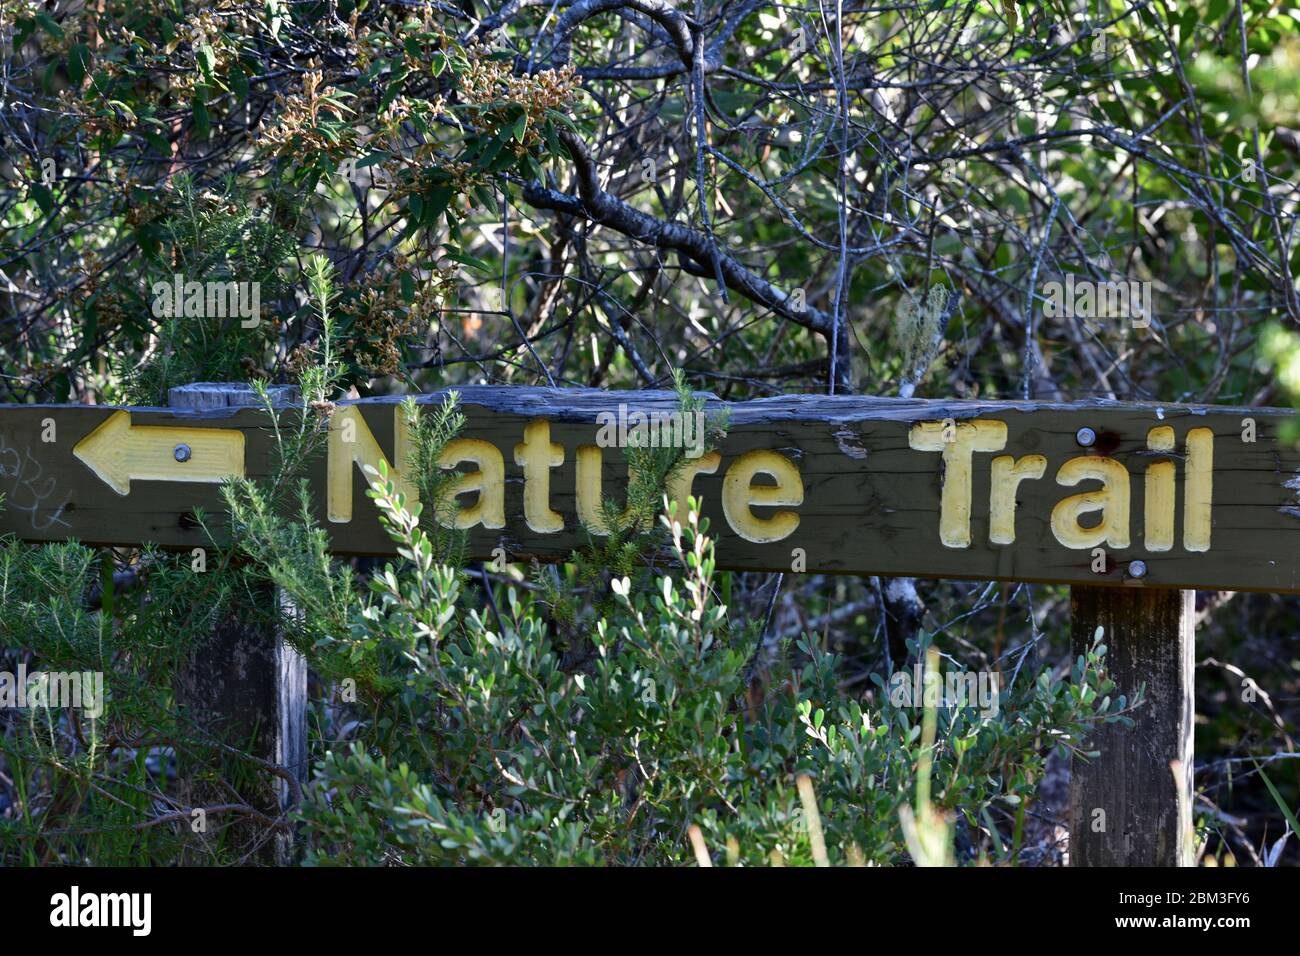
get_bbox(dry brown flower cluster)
[68,250,128,343]
[256,69,359,159]
[288,261,456,379]
[178,9,236,67]
[459,52,580,153]
[354,261,456,377]
[54,88,124,143]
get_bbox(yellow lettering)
[436,438,505,530]
[328,406,415,522]
[1184,427,1213,551]
[1050,456,1131,549]
[721,450,803,543]
[575,446,635,534]
[989,455,1046,545]
[1144,426,1176,552]
[666,451,721,522]
[909,419,1008,547]
[514,419,565,533]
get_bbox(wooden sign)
[1,386,1297,592]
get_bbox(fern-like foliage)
[123,175,302,404]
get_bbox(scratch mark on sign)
[833,428,869,460]
[0,435,71,530]
[1280,474,1300,522]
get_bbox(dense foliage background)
[1,0,1298,864]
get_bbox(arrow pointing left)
[73,410,246,495]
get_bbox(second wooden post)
[1068,585,1195,866]
[170,382,307,864]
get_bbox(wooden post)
[170,383,306,865]
[1068,586,1194,866]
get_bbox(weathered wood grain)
[1,388,1297,591]
[1069,586,1194,867]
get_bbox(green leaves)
[34,10,64,40]
[423,185,453,224]
[67,44,91,86]
[405,182,454,231]
[1256,765,1300,845]
[29,183,55,216]
[192,95,210,140]
[196,44,217,79]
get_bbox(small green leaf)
[1256,765,1300,839]
[30,183,54,215]
[230,67,250,101]
[423,185,453,224]
[440,249,493,274]
[544,108,580,132]
[473,183,498,214]
[197,44,217,76]
[35,11,64,39]
[192,97,210,139]
[379,80,404,113]
[67,44,90,86]
[543,119,561,157]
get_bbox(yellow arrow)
[73,410,245,495]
